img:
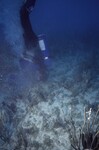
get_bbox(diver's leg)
[20,5,38,49]
[20,5,47,80]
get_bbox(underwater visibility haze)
[0,0,99,149]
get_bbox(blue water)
[0,0,99,149]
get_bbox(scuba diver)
[20,0,47,81]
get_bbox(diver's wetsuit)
[20,0,47,80]
[20,0,37,49]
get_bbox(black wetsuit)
[20,0,38,49]
[20,0,47,80]
[24,0,36,9]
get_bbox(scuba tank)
[38,34,49,65]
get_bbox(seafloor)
[0,36,99,149]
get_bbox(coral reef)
[0,50,99,149]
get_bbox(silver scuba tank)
[38,34,49,64]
